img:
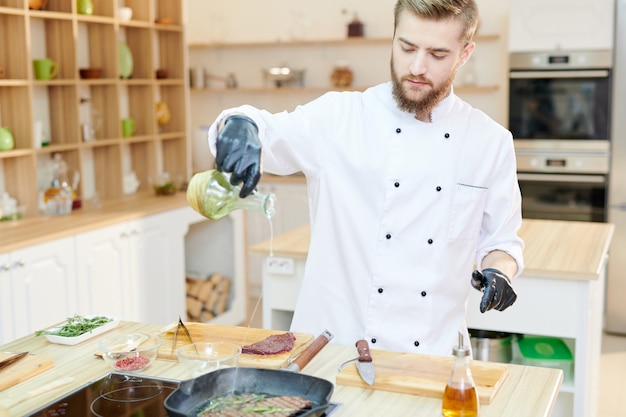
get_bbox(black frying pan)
[164,367,334,417]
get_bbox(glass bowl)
[176,342,241,378]
[99,333,162,373]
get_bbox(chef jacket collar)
[429,86,456,124]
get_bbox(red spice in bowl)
[115,355,151,371]
[99,333,161,372]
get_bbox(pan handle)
[284,329,333,372]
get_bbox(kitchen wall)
[185,0,511,149]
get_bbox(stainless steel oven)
[509,50,613,153]
[509,50,613,223]
[517,172,607,222]
[516,147,608,223]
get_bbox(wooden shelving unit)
[186,33,501,101]
[0,0,189,217]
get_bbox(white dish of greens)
[36,314,120,346]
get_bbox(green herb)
[35,314,112,337]
[197,393,300,415]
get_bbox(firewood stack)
[186,272,231,322]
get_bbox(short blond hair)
[393,0,479,45]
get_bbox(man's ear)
[459,41,476,66]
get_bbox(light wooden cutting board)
[0,353,54,392]
[157,323,314,369]
[336,350,509,404]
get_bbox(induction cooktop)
[26,372,179,417]
[25,372,341,417]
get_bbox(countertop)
[0,173,304,254]
[0,192,190,253]
[250,219,615,281]
[0,321,562,417]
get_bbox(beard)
[390,55,457,118]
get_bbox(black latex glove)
[215,115,262,198]
[471,268,517,313]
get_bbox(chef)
[206,0,523,356]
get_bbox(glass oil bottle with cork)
[442,332,479,417]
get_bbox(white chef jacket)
[208,82,524,357]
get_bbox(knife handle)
[292,329,333,371]
[356,339,373,362]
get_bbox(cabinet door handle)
[0,263,10,272]
[12,260,25,269]
[120,232,129,238]
[130,229,140,236]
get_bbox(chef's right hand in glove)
[471,268,517,313]
[215,115,261,198]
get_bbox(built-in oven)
[508,50,612,153]
[517,171,607,222]
[508,50,613,223]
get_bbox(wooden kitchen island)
[250,219,615,417]
[0,321,562,417]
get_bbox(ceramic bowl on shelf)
[99,333,162,373]
[79,68,102,79]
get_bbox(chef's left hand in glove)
[471,268,517,313]
[215,115,261,198]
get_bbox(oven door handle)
[517,173,606,184]
[510,70,610,79]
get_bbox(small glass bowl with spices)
[99,333,162,373]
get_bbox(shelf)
[0,0,189,217]
[188,33,499,49]
[190,85,500,95]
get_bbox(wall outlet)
[266,257,295,275]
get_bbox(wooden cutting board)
[0,353,54,392]
[336,350,509,404]
[157,323,314,369]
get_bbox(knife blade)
[355,339,375,385]
[0,352,28,371]
[283,329,334,372]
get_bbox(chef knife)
[0,352,28,371]
[283,329,334,372]
[355,339,375,385]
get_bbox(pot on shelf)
[469,329,513,363]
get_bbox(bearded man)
[206,0,523,356]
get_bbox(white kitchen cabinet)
[508,0,615,52]
[0,203,248,345]
[75,208,192,324]
[0,237,77,345]
[134,209,191,324]
[75,222,139,321]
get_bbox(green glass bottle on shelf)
[187,169,276,220]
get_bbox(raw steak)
[241,332,296,355]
